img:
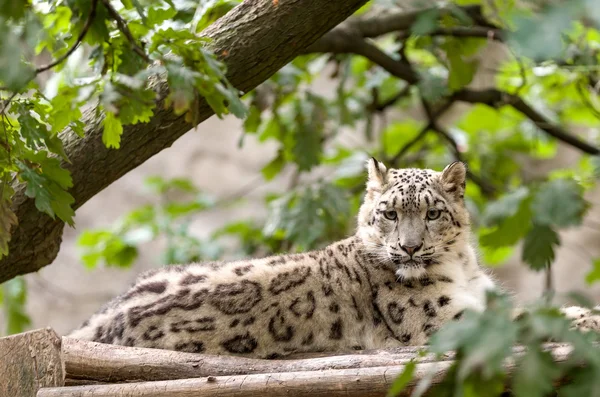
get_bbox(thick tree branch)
[0,0,370,284]
[453,89,600,155]
[305,37,419,83]
[307,27,600,157]
[350,5,496,39]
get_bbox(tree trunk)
[0,0,369,284]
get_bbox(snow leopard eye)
[426,208,441,220]
[383,210,397,220]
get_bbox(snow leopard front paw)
[561,305,600,333]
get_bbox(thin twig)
[420,97,497,197]
[101,0,151,64]
[575,80,600,119]
[545,265,554,303]
[389,100,455,166]
[36,0,100,74]
[397,26,504,41]
[372,85,412,112]
[0,92,18,115]
[506,46,528,96]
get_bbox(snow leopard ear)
[440,161,466,200]
[366,157,387,193]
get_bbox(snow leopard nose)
[400,243,422,257]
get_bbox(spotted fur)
[67,160,598,357]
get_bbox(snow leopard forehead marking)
[383,168,439,212]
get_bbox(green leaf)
[243,105,262,134]
[0,194,17,258]
[292,122,321,171]
[482,187,529,224]
[290,94,325,171]
[387,360,416,397]
[532,179,587,227]
[17,154,75,226]
[411,9,439,36]
[144,176,199,195]
[0,0,28,20]
[164,62,200,115]
[382,120,424,157]
[17,107,50,149]
[78,231,139,269]
[513,347,561,397]
[217,82,247,119]
[417,71,449,103]
[2,277,31,335]
[261,152,286,181]
[106,244,138,268]
[429,291,518,380]
[0,22,35,90]
[481,245,514,266]
[102,111,124,149]
[560,365,600,397]
[448,58,478,91]
[509,4,577,61]
[164,201,211,218]
[114,85,156,125]
[263,184,350,250]
[591,156,600,179]
[49,87,83,134]
[441,38,482,91]
[521,224,560,270]
[585,258,600,285]
[78,230,113,247]
[479,195,532,248]
[147,6,178,27]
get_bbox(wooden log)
[39,363,451,397]
[62,337,440,384]
[61,337,574,386]
[0,328,64,397]
[33,344,579,397]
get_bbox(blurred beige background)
[16,42,600,336]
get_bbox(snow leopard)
[67,159,599,357]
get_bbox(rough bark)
[62,337,437,384]
[0,0,369,284]
[38,343,577,397]
[0,328,64,397]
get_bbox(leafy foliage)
[2,0,600,395]
[0,0,246,260]
[77,176,220,268]
[402,292,600,397]
[0,277,31,335]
